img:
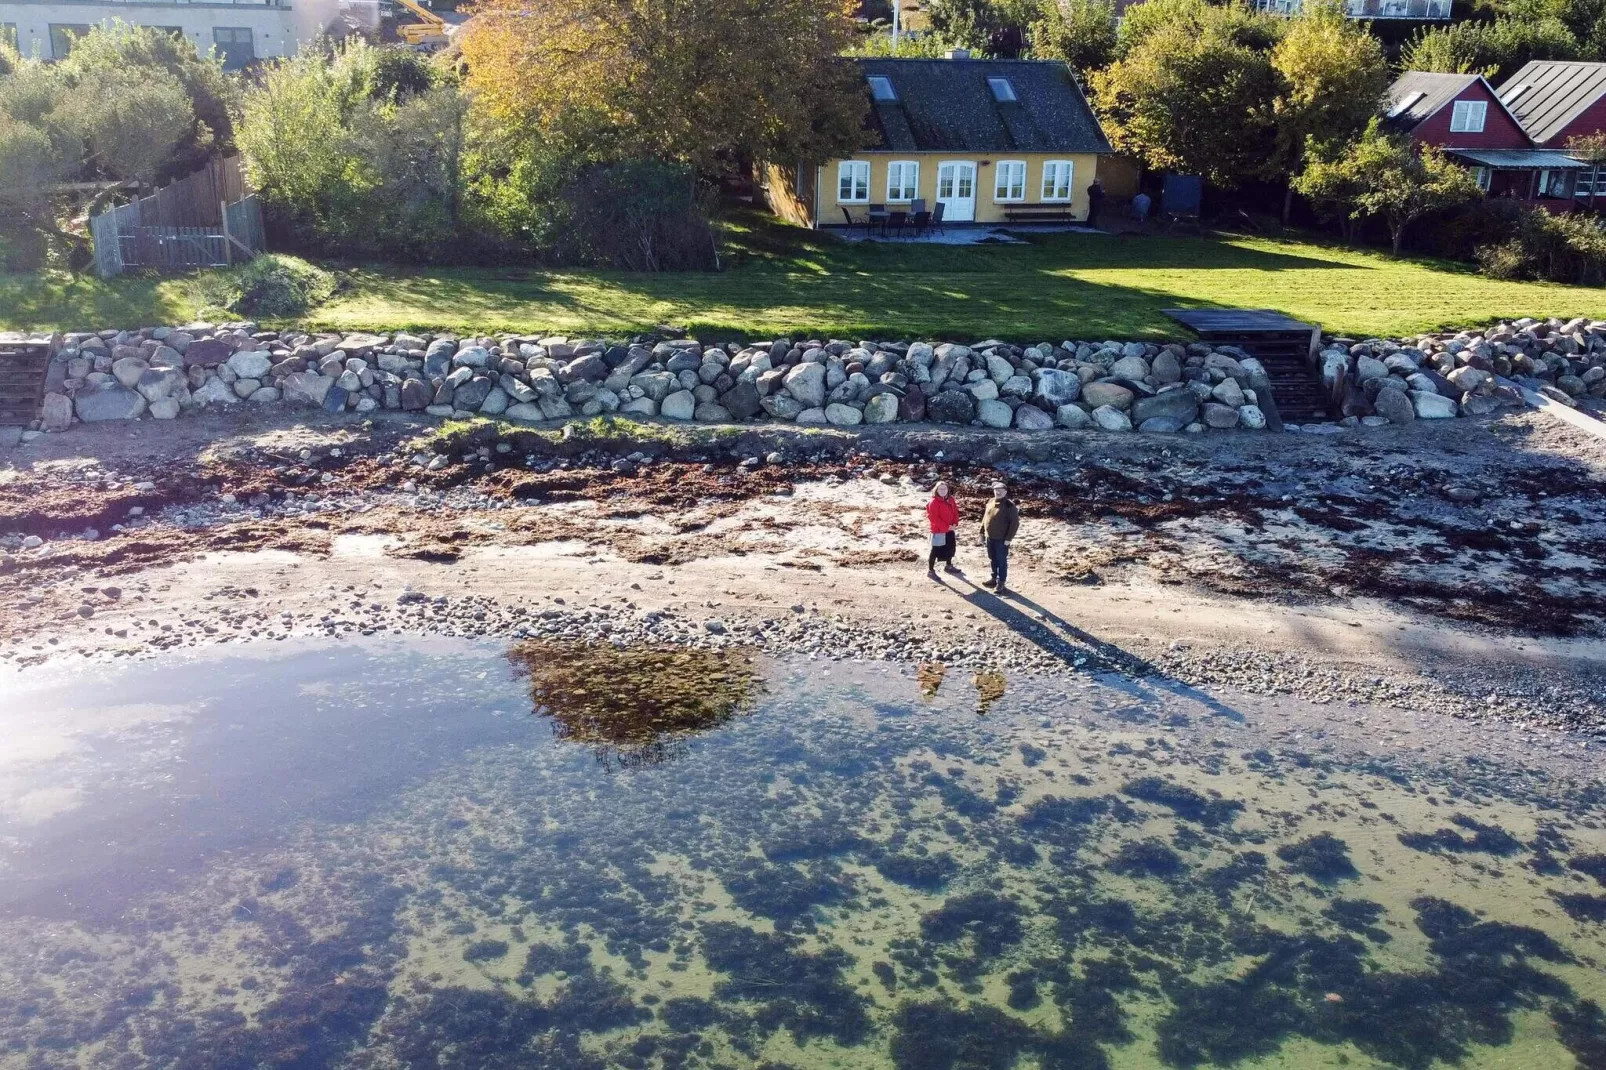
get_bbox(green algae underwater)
[0,638,1604,1070]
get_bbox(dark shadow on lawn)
[933,569,1245,722]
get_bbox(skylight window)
[1385,90,1425,119]
[868,76,897,102]
[1505,83,1532,103]
[987,77,1017,102]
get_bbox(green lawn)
[5,217,1604,341]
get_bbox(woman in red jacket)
[927,481,961,577]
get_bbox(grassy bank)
[5,217,1605,340]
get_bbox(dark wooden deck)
[1161,309,1316,335]
[1161,309,1331,426]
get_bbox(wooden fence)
[91,157,264,277]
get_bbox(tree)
[1568,131,1606,207]
[1294,119,1482,255]
[54,22,233,180]
[1401,16,1581,79]
[50,67,194,188]
[1271,0,1390,220]
[1090,5,1283,187]
[237,41,472,261]
[459,0,868,171]
[1030,0,1117,74]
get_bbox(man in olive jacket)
[980,482,1020,594]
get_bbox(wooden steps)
[0,336,56,426]
[1161,309,1333,426]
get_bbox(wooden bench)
[1002,206,1079,224]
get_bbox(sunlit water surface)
[1,639,1604,1070]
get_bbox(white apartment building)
[1255,0,1452,17]
[0,0,342,68]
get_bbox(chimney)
[946,48,971,59]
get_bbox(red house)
[1497,61,1606,203]
[1385,71,1583,208]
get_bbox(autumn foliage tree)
[1089,1,1283,188]
[459,0,869,170]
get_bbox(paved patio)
[830,223,1103,244]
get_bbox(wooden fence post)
[221,201,232,266]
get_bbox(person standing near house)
[1086,179,1105,228]
[980,482,1019,594]
[1131,190,1152,229]
[926,481,961,577]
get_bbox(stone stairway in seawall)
[1162,309,1334,428]
[0,335,57,427]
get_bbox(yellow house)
[766,55,1114,229]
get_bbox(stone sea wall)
[12,316,1596,438]
[23,327,1273,436]
[1320,316,1605,426]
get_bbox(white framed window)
[837,160,870,203]
[1475,166,1491,192]
[987,77,1017,102]
[1042,160,1074,202]
[1450,99,1487,134]
[886,160,919,202]
[993,160,1026,202]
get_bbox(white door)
[937,161,977,222]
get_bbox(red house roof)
[1497,61,1606,146]
[1384,71,1531,150]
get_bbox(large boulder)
[1373,387,1415,425]
[112,356,148,388]
[454,376,494,411]
[400,378,432,411]
[1056,404,1092,429]
[985,354,1015,385]
[226,350,273,380]
[1082,382,1135,410]
[182,338,233,368]
[927,390,976,425]
[1151,350,1183,384]
[660,389,696,420]
[898,384,927,422]
[74,384,146,422]
[863,393,900,423]
[1355,355,1390,382]
[1109,355,1150,381]
[1130,389,1198,426]
[1238,404,1267,430]
[1211,378,1246,407]
[761,394,804,419]
[977,398,1013,428]
[1202,402,1240,428]
[1014,404,1054,431]
[1411,389,1457,419]
[193,377,239,407]
[720,380,763,419]
[825,402,863,426]
[1035,369,1081,407]
[40,391,73,431]
[1090,405,1132,431]
[783,362,828,407]
[1139,417,1184,434]
[135,367,183,402]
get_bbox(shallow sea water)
[1,639,1604,1070]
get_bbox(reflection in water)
[0,643,1604,1070]
[505,640,763,771]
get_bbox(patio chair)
[911,210,932,238]
[868,203,888,236]
[887,210,908,239]
[930,201,946,235]
[840,206,862,236]
[911,198,928,215]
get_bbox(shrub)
[196,254,340,318]
[552,160,718,271]
[1475,207,1606,287]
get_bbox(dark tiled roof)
[855,58,1111,154]
[1384,71,1480,130]
[1498,61,1606,144]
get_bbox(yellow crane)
[393,0,450,49]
